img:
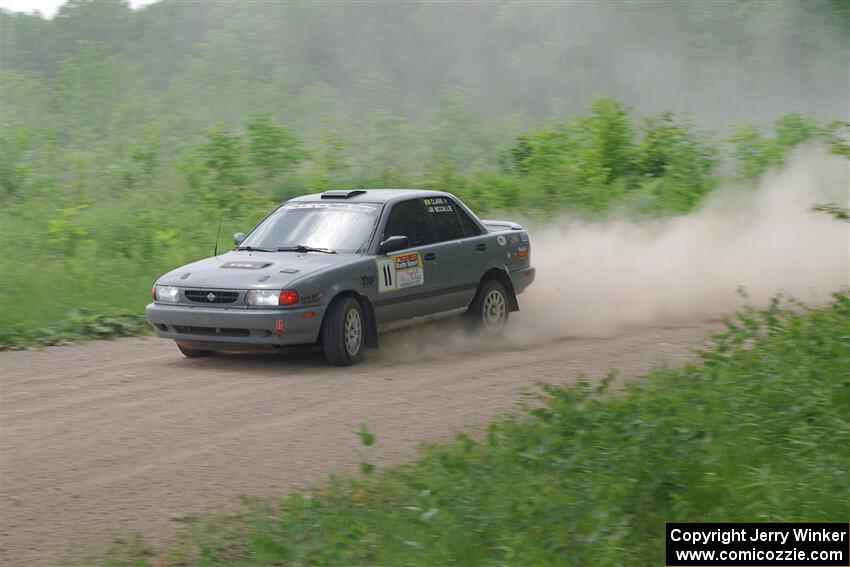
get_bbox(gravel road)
[0,322,713,566]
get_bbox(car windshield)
[239,202,381,254]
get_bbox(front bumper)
[146,302,324,348]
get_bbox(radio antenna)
[213,213,223,257]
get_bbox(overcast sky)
[0,0,158,17]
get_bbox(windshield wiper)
[237,246,277,252]
[276,245,337,254]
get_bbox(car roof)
[289,188,453,204]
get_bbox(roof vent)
[321,190,367,199]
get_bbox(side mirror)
[233,232,246,246]
[378,235,409,255]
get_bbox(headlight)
[246,289,299,306]
[246,290,279,306]
[155,285,180,302]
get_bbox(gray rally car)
[146,189,535,365]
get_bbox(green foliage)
[357,424,377,476]
[246,114,305,180]
[307,122,352,191]
[3,1,846,127]
[573,97,635,187]
[91,293,850,565]
[357,424,376,447]
[426,90,492,174]
[629,112,720,214]
[729,113,842,181]
[822,121,850,158]
[52,41,126,135]
[811,202,850,222]
[360,112,415,187]
[0,309,148,349]
[506,99,636,215]
[46,204,90,255]
[200,125,249,212]
[503,100,722,216]
[0,126,32,202]
[1,100,845,346]
[95,533,156,567]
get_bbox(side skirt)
[376,307,468,334]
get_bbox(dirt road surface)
[1,323,713,565]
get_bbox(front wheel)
[322,296,365,366]
[468,279,510,332]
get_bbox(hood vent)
[220,261,272,270]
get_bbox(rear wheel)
[322,296,365,366]
[468,279,510,332]
[176,344,212,358]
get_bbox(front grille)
[173,325,250,337]
[184,290,239,304]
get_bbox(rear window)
[455,203,483,237]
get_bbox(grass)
[0,308,150,348]
[93,291,850,566]
[0,200,247,348]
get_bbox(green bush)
[729,113,848,181]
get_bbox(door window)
[383,199,433,247]
[423,197,463,242]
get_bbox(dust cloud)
[519,148,849,337]
[378,149,849,360]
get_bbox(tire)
[322,296,365,366]
[468,279,510,332]
[177,344,212,358]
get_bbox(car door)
[372,198,442,323]
[422,196,484,312]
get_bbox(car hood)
[156,250,359,289]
